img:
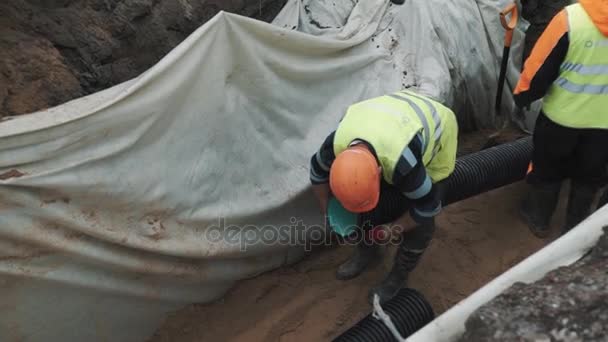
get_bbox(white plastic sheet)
[0,0,531,340]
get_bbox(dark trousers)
[528,112,608,187]
[356,180,439,252]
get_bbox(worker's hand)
[312,183,330,216]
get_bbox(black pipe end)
[333,288,435,342]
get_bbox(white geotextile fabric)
[0,0,531,341]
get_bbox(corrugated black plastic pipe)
[443,136,532,205]
[333,137,533,342]
[333,288,434,342]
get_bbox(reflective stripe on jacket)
[542,3,608,129]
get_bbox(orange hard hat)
[329,144,381,213]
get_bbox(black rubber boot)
[336,242,378,280]
[368,248,415,305]
[519,181,561,238]
[562,181,597,235]
[391,0,406,4]
[368,222,435,305]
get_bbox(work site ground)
[150,131,557,341]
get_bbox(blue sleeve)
[392,134,441,225]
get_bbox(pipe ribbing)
[332,288,434,342]
[443,136,532,205]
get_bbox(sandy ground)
[150,178,563,342]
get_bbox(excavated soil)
[1,0,573,118]
[0,0,287,119]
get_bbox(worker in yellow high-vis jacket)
[514,0,608,238]
[309,90,458,304]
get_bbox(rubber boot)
[391,0,405,4]
[335,242,378,280]
[368,222,434,305]
[519,181,561,238]
[562,181,597,235]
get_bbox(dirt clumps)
[0,0,287,119]
[0,169,25,180]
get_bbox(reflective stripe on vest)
[390,92,443,160]
[561,62,608,76]
[398,90,443,151]
[554,77,608,95]
[388,94,431,152]
[542,3,608,129]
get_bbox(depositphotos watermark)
[202,217,405,251]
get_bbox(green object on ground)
[327,197,358,237]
